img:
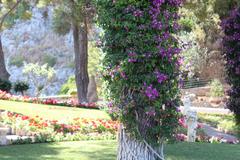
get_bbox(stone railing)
[0,127,9,145]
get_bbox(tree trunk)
[0,36,10,81]
[73,19,89,103]
[117,125,165,160]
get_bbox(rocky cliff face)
[2,7,75,96]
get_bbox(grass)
[0,141,117,160]
[0,100,110,121]
[0,141,240,160]
[165,142,240,160]
[198,113,234,128]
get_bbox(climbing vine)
[98,0,183,145]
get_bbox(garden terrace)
[0,100,109,121]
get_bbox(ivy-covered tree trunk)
[98,1,182,159]
[73,20,89,103]
[0,36,10,80]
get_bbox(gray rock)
[2,7,75,96]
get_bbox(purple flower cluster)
[124,5,135,13]
[133,10,144,17]
[108,65,127,79]
[158,46,181,60]
[149,0,182,31]
[150,0,182,7]
[120,71,128,79]
[222,7,240,76]
[144,83,159,100]
[151,0,165,7]
[149,5,163,30]
[109,65,120,78]
[168,0,183,6]
[155,71,168,83]
[128,51,137,63]
[124,5,144,18]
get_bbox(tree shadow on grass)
[0,140,117,160]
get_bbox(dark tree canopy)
[222,7,240,125]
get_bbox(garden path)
[201,123,238,143]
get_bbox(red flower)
[21,116,29,120]
[42,122,48,127]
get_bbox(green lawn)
[0,141,240,160]
[0,100,109,121]
[0,141,117,160]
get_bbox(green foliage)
[9,55,25,67]
[209,79,224,97]
[179,18,194,32]
[179,0,229,80]
[0,1,32,30]
[52,7,71,35]
[13,81,29,95]
[0,78,12,92]
[42,54,57,67]
[214,0,240,18]
[51,0,95,35]
[179,31,208,79]
[59,76,76,95]
[23,63,55,97]
[88,42,102,76]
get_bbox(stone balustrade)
[0,127,9,145]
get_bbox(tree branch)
[0,0,22,30]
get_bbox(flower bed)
[0,111,118,144]
[0,90,98,109]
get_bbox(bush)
[14,81,29,95]
[222,7,240,124]
[209,79,224,97]
[42,54,57,67]
[9,55,25,67]
[23,63,56,97]
[59,76,76,95]
[0,79,12,92]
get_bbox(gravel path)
[201,123,238,143]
